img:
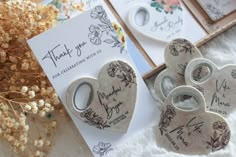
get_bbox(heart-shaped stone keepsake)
[157,86,230,155]
[154,69,185,102]
[66,60,137,133]
[185,58,236,117]
[165,38,203,77]
[154,39,203,102]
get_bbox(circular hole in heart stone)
[161,76,176,97]
[134,8,149,26]
[73,83,93,111]
[172,94,200,111]
[191,63,212,83]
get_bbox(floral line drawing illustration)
[159,105,176,135]
[177,63,187,76]
[93,142,113,157]
[169,39,195,56]
[206,121,230,152]
[88,6,126,53]
[107,61,136,88]
[80,108,110,129]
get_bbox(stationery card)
[109,0,206,65]
[27,5,158,156]
[197,0,236,21]
[40,0,152,75]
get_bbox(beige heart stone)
[157,85,230,155]
[66,60,137,133]
[185,58,236,117]
[165,38,202,77]
[154,69,184,102]
[154,39,203,102]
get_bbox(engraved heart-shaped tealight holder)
[154,38,203,102]
[185,58,236,117]
[157,85,230,154]
[66,60,137,133]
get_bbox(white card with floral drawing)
[27,5,158,156]
[110,0,206,65]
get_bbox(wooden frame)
[143,19,236,80]
[182,0,236,33]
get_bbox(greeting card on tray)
[109,0,206,66]
[27,5,158,156]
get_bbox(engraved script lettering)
[210,79,230,108]
[169,117,204,147]
[97,86,123,119]
[151,16,183,32]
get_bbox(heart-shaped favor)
[185,58,236,117]
[165,38,203,77]
[157,86,230,154]
[66,60,137,133]
[154,69,185,102]
[128,4,183,42]
[154,39,203,102]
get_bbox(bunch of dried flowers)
[0,0,125,156]
[0,0,63,156]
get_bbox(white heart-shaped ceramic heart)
[154,39,203,102]
[128,4,183,42]
[157,85,230,154]
[66,60,137,133]
[185,58,236,117]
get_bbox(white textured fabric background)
[110,26,236,157]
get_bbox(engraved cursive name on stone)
[216,79,230,92]
[97,86,121,100]
[169,117,204,147]
[210,92,230,107]
[97,86,123,119]
[210,79,230,107]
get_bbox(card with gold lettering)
[185,58,236,117]
[27,5,158,157]
[157,86,230,154]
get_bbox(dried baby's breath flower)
[38,99,45,107]
[45,140,51,146]
[21,86,28,93]
[39,110,46,117]
[24,104,32,111]
[0,0,60,156]
[51,120,57,128]
[28,90,36,98]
